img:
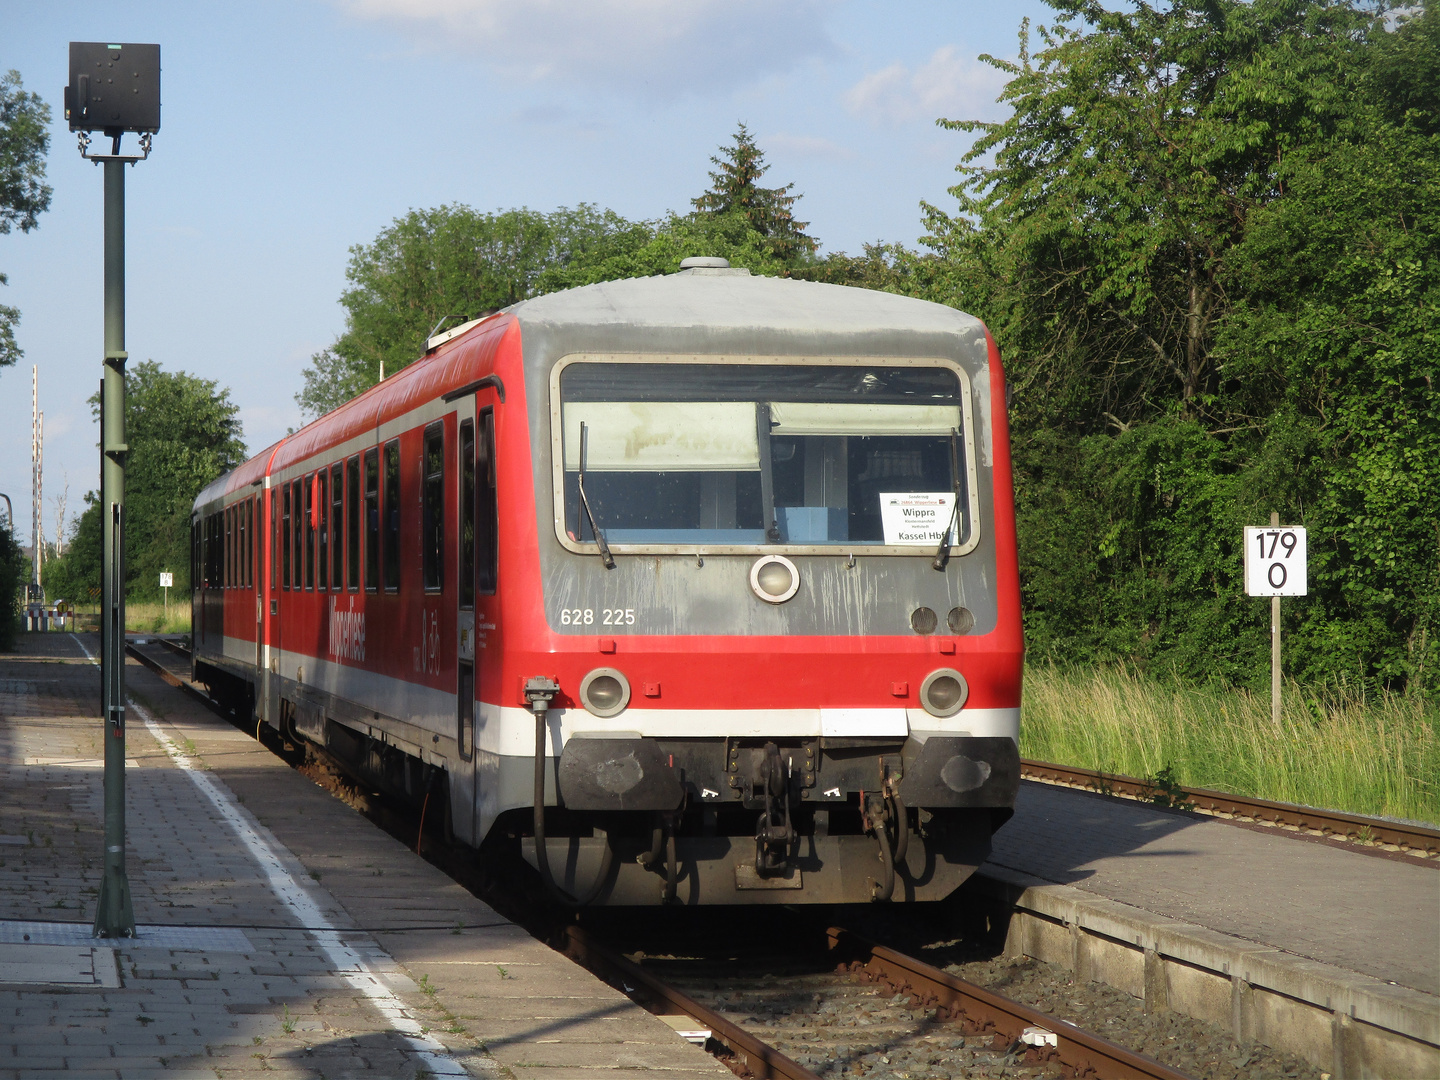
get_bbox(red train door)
[453,405,477,843]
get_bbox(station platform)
[0,633,729,1079]
[990,780,1438,993]
[981,779,1439,1076]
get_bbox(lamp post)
[66,41,161,940]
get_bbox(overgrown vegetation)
[919,0,1440,694]
[1021,664,1439,825]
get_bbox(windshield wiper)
[757,402,781,542]
[577,421,615,569]
[932,427,962,571]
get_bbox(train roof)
[508,268,986,343]
[192,270,992,515]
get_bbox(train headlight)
[919,668,968,718]
[579,668,631,717]
[750,555,800,604]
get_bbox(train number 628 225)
[560,608,636,626]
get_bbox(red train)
[192,257,1023,905]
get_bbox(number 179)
[1258,530,1297,559]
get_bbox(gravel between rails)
[639,935,1327,1080]
[934,952,1326,1080]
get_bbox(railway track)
[564,921,1198,1080]
[1020,759,1440,858]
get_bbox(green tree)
[922,0,1437,690]
[692,123,818,263]
[0,70,53,371]
[49,363,247,603]
[296,204,647,417]
[0,515,23,649]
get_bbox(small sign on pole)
[1245,516,1307,724]
[160,571,172,616]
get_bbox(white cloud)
[332,0,837,98]
[844,45,1005,126]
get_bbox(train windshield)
[556,360,975,552]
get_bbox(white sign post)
[1244,514,1307,724]
[159,571,173,617]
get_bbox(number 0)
[1268,563,1287,588]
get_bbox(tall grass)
[124,601,190,635]
[1021,664,1439,826]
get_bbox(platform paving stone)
[0,633,730,1078]
[989,779,1440,994]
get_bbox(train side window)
[271,490,278,590]
[346,457,360,591]
[316,469,329,593]
[330,463,344,590]
[241,500,249,588]
[364,448,379,592]
[382,439,400,592]
[477,408,498,595]
[459,419,475,609]
[227,505,235,589]
[422,422,444,593]
[281,485,292,590]
[304,474,316,591]
[292,479,304,591]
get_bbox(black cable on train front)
[528,679,615,907]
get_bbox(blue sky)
[1,0,1052,557]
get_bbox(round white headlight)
[749,555,800,604]
[919,668,969,718]
[579,668,631,718]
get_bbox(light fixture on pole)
[66,40,161,940]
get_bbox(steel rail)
[123,640,226,717]
[1020,759,1439,856]
[561,924,820,1080]
[827,927,1194,1080]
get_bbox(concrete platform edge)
[973,866,1439,1080]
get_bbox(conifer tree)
[692,123,817,262]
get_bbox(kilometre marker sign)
[1244,526,1307,597]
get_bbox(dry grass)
[1020,664,1439,825]
[124,601,190,635]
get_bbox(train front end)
[492,265,1022,905]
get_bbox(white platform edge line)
[72,633,466,1076]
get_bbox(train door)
[449,401,475,841]
[260,485,275,726]
[471,402,499,844]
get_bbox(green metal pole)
[94,155,135,939]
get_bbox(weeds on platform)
[1021,663,1439,825]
